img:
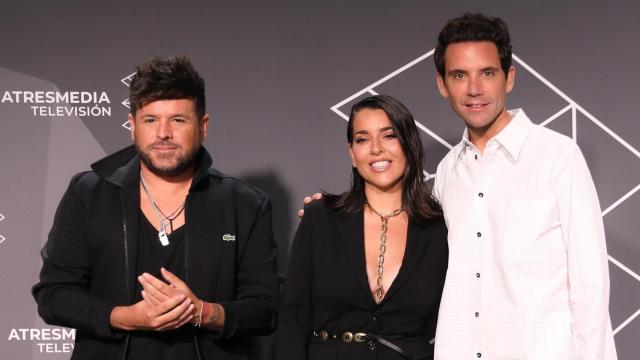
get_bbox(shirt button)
[478,192,484,198]
[477,353,482,358]
[476,273,481,278]
[474,154,478,160]
[477,232,482,238]
[475,312,479,317]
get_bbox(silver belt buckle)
[341,331,368,343]
[354,332,368,343]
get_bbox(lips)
[370,160,391,172]
[151,142,180,150]
[465,102,489,110]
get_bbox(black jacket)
[276,200,448,360]
[32,146,280,360]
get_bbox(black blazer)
[276,200,448,360]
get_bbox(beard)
[136,141,200,178]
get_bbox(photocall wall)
[1,1,639,359]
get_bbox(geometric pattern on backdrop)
[120,72,136,131]
[330,49,640,338]
[0,212,5,244]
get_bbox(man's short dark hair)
[434,13,512,78]
[129,55,205,118]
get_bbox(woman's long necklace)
[365,201,404,304]
[140,173,186,246]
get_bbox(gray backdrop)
[1,1,639,359]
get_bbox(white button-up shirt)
[433,109,617,360]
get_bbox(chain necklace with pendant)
[140,173,186,246]
[365,201,404,304]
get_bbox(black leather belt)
[312,331,414,359]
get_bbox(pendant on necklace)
[158,230,170,246]
[158,219,170,246]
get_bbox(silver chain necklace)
[365,201,404,304]
[140,173,186,246]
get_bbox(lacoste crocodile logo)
[222,234,236,241]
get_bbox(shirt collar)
[494,109,532,161]
[454,108,532,161]
[452,128,472,160]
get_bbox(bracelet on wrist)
[194,300,204,328]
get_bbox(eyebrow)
[140,113,189,119]
[447,66,500,75]
[353,126,394,135]
[447,69,466,76]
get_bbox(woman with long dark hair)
[276,95,448,360]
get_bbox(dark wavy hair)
[129,55,206,118]
[324,95,441,223]
[434,13,512,78]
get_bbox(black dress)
[276,200,448,360]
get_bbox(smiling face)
[348,108,406,194]
[129,98,209,178]
[436,41,515,142]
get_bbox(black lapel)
[382,220,432,303]
[122,181,140,303]
[336,209,375,303]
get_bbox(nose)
[467,74,482,97]
[370,137,383,155]
[157,119,172,140]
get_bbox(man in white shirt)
[432,13,617,359]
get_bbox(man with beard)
[33,56,280,360]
